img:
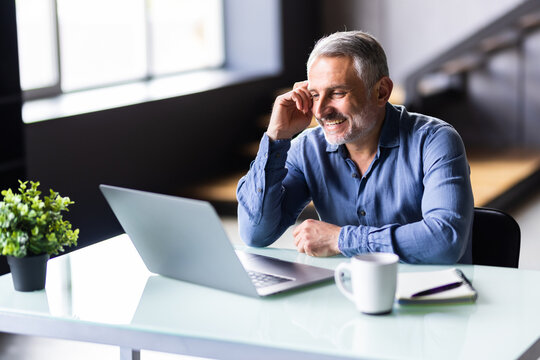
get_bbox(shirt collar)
[378,103,400,148]
[325,102,401,153]
[326,142,339,152]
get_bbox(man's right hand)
[266,81,313,141]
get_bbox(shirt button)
[257,188,263,193]
[359,210,366,216]
[352,173,358,178]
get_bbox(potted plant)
[0,180,79,291]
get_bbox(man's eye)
[311,94,319,100]
[332,92,346,98]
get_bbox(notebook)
[99,184,334,297]
[396,268,477,304]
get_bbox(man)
[236,31,473,264]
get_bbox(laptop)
[99,184,334,297]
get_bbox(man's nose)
[312,95,330,119]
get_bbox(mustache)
[316,112,347,124]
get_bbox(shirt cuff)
[258,133,291,170]
[338,225,369,257]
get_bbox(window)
[15,0,59,93]
[56,0,147,92]
[16,0,224,97]
[148,0,224,76]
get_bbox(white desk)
[1,234,539,360]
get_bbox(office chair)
[472,207,521,268]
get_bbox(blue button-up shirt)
[237,103,473,264]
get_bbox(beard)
[317,109,378,146]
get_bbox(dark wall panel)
[280,0,323,83]
[0,0,24,175]
[0,1,20,98]
[0,1,23,275]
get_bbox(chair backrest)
[472,207,521,268]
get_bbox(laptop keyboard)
[247,270,293,288]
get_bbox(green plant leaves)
[0,180,79,258]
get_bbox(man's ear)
[375,76,393,106]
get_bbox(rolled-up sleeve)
[237,134,309,247]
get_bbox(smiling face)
[308,56,383,147]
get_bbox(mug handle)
[334,262,355,302]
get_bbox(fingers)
[293,80,308,90]
[275,81,312,114]
[291,86,312,115]
[294,235,308,255]
[293,219,342,257]
[292,218,309,241]
[290,80,312,114]
[267,81,312,141]
[292,223,301,247]
[293,220,313,255]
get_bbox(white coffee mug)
[334,253,399,315]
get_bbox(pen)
[410,281,464,298]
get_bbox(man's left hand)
[293,219,341,257]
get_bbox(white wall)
[321,0,524,86]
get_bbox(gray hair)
[307,31,389,92]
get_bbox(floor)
[1,189,540,360]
